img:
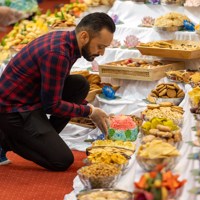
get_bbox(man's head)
[75,12,115,61]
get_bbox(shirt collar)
[69,30,81,60]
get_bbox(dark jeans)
[0,75,89,171]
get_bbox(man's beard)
[82,42,99,61]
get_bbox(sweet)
[108,115,138,141]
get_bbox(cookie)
[159,88,167,97]
[150,92,158,97]
[167,85,176,90]
[151,89,159,96]
[147,104,160,109]
[173,83,180,90]
[167,89,177,98]
[177,92,185,98]
[171,107,184,114]
[172,106,183,111]
[157,124,171,132]
[156,84,166,91]
[159,102,173,107]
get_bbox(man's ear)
[79,31,89,45]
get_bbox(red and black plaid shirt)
[0,30,90,118]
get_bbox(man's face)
[81,28,113,61]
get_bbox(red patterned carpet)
[0,151,86,200]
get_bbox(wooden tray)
[99,59,185,81]
[137,40,200,59]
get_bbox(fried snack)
[79,163,120,178]
[138,140,179,159]
[92,140,135,151]
[154,12,190,27]
[87,151,128,165]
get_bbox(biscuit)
[157,124,171,132]
[159,102,173,107]
[156,84,165,91]
[151,89,159,96]
[167,85,176,90]
[171,107,184,114]
[147,104,160,109]
[173,83,180,90]
[177,92,185,98]
[177,89,183,95]
[172,106,183,111]
[150,92,158,97]
[159,88,167,97]
[167,89,177,98]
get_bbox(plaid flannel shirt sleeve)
[40,52,90,118]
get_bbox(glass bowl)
[77,163,121,189]
[77,188,133,200]
[136,155,179,171]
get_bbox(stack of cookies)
[147,83,185,105]
[151,83,185,98]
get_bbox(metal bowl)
[77,188,133,200]
[155,97,184,106]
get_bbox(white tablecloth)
[63,83,199,200]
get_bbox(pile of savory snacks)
[78,139,135,190]
[1,19,48,50]
[86,146,135,157]
[77,189,132,200]
[136,140,180,171]
[166,70,196,83]
[134,166,187,200]
[154,12,190,28]
[142,118,182,146]
[92,139,136,151]
[142,102,184,125]
[147,83,185,104]
[77,163,121,188]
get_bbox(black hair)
[75,12,116,37]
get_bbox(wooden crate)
[99,59,185,81]
[137,40,200,59]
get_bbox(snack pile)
[148,83,185,100]
[142,103,184,125]
[154,12,190,27]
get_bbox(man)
[0,12,115,170]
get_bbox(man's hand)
[0,6,23,26]
[89,105,109,135]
